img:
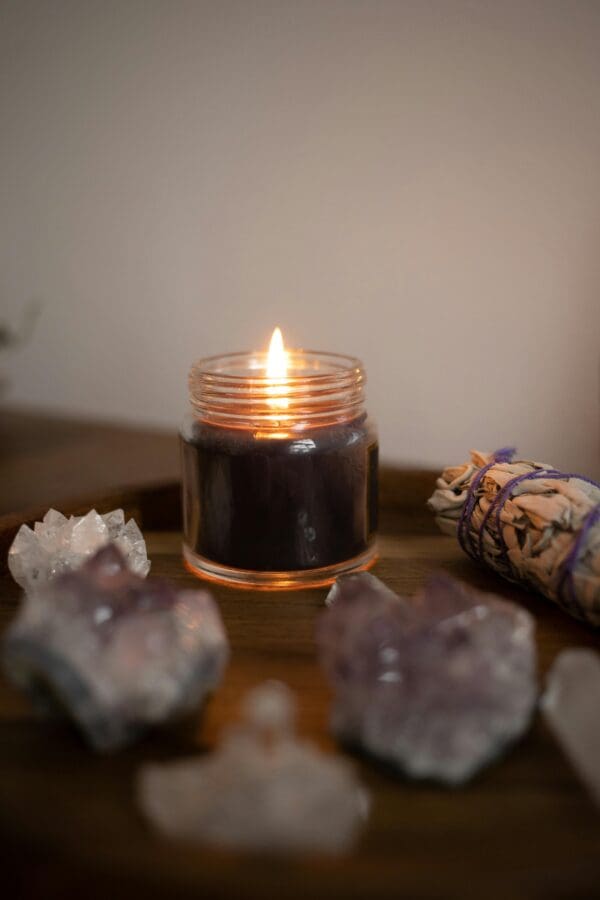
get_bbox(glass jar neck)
[188,349,366,432]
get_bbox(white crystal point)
[542,649,600,805]
[138,681,368,854]
[242,680,295,737]
[69,510,108,556]
[325,570,400,608]
[43,509,68,528]
[115,517,151,577]
[7,508,151,590]
[8,525,44,590]
[103,508,125,538]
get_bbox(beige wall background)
[1,0,599,476]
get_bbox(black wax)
[181,416,378,572]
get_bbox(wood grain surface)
[1,468,600,900]
[0,408,179,516]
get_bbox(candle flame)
[266,326,289,410]
[266,327,287,379]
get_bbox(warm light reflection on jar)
[180,330,378,590]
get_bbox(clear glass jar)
[181,349,378,589]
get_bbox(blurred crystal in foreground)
[8,508,150,590]
[542,649,600,805]
[138,681,368,854]
[317,572,537,784]
[3,544,228,751]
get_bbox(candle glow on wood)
[266,326,290,411]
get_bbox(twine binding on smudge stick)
[431,448,600,626]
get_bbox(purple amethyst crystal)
[3,544,229,751]
[317,572,537,784]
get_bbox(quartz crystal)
[542,649,600,804]
[138,681,368,854]
[8,507,150,590]
[3,544,229,751]
[317,572,537,784]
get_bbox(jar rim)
[189,349,364,383]
[188,349,367,430]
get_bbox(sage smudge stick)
[428,449,600,626]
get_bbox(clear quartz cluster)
[138,681,368,854]
[8,508,150,590]
[3,544,229,751]
[317,572,537,784]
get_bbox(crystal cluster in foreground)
[542,649,600,805]
[3,544,228,751]
[317,572,537,784]
[138,681,368,854]
[8,508,150,590]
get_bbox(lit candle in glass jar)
[181,328,378,589]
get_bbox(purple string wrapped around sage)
[428,449,600,626]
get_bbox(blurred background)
[1,0,599,476]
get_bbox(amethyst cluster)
[317,572,537,784]
[3,544,229,751]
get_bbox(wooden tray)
[1,470,599,900]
